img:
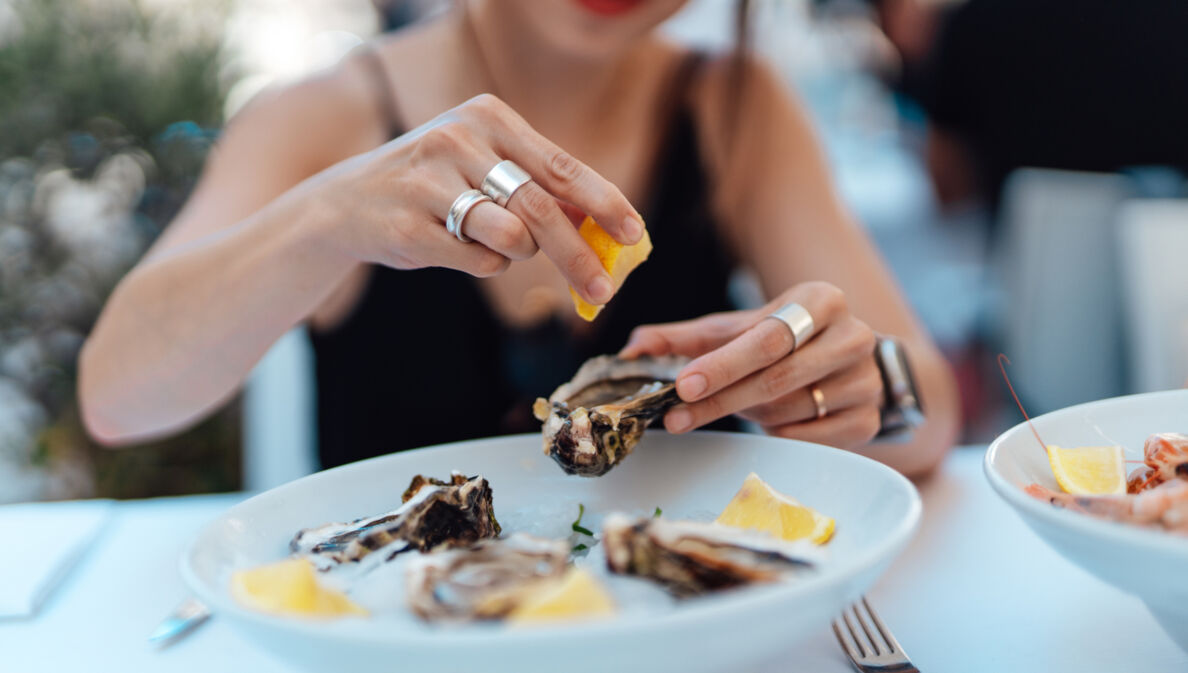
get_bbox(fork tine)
[840,607,869,658]
[861,596,904,654]
[831,619,863,665]
[851,601,883,656]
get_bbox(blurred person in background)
[78,0,960,477]
[865,0,1188,218]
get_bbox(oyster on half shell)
[533,355,688,477]
[405,533,570,621]
[602,514,821,598]
[290,472,500,569]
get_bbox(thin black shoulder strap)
[655,50,708,148]
[632,50,711,226]
[358,45,405,139]
[672,50,708,104]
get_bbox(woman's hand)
[620,282,883,449]
[316,93,643,305]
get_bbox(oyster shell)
[291,472,500,569]
[533,355,688,477]
[405,533,570,621]
[602,514,820,597]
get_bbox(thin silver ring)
[480,159,531,207]
[445,189,491,243]
[767,302,815,351]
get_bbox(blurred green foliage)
[0,0,227,160]
[0,0,241,501]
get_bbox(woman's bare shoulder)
[221,15,452,166]
[220,51,409,173]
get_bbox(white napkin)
[0,499,113,618]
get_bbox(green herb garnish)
[653,506,662,518]
[572,543,589,552]
[572,503,594,536]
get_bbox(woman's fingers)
[393,95,644,299]
[664,314,877,433]
[437,101,618,304]
[422,218,511,278]
[467,94,644,246]
[663,328,839,433]
[673,318,794,403]
[619,311,755,359]
[672,282,849,404]
[505,180,614,304]
[736,360,884,427]
[412,125,606,295]
[769,405,883,450]
[412,171,515,277]
[461,201,538,260]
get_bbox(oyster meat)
[533,355,688,477]
[602,514,820,598]
[405,533,570,621]
[291,472,500,569]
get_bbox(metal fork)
[832,597,920,673]
[148,597,211,648]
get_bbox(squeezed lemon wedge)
[569,215,652,321]
[507,568,615,624]
[230,558,367,618]
[716,472,835,544]
[1047,445,1126,495]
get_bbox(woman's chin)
[501,0,686,63]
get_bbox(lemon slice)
[569,215,652,321]
[231,558,367,617]
[716,472,835,544]
[1047,445,1126,495]
[508,568,615,624]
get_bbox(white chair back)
[996,168,1133,412]
[242,328,317,491]
[1117,199,1188,393]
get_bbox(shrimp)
[1127,466,1154,494]
[1025,480,1188,534]
[999,356,1188,533]
[1134,433,1188,491]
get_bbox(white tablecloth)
[3,446,1185,672]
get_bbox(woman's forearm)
[79,183,356,445]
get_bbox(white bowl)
[182,431,920,673]
[985,389,1188,651]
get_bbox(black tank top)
[310,51,737,469]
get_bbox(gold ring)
[810,385,827,420]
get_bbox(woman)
[78,0,959,477]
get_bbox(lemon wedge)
[1047,445,1126,495]
[230,558,367,618]
[569,215,652,321]
[716,472,835,544]
[507,568,615,624]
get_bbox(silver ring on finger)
[445,189,492,243]
[481,159,531,207]
[766,302,815,351]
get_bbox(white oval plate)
[984,389,1188,652]
[183,431,920,673]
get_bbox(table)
[3,447,1185,672]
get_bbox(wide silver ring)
[445,189,491,243]
[480,159,531,207]
[767,302,815,351]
